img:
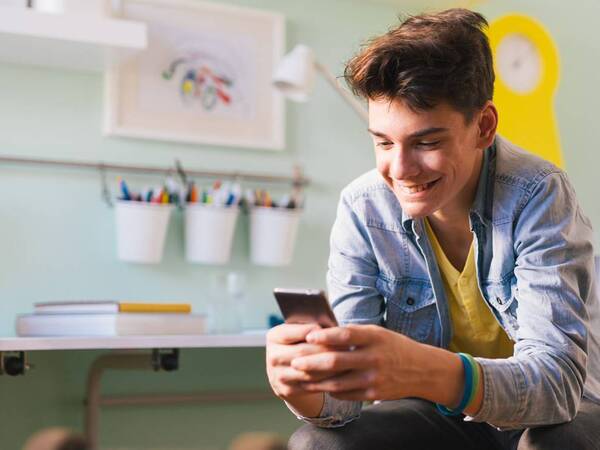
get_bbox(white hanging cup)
[185,204,239,265]
[32,0,64,13]
[249,206,301,266]
[115,201,174,264]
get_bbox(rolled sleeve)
[286,394,362,428]
[464,357,526,429]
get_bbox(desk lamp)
[273,44,368,123]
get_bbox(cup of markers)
[184,180,241,265]
[114,178,177,264]
[248,189,303,267]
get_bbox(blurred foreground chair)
[23,427,88,450]
[228,431,287,450]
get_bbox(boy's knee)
[288,424,361,450]
[518,424,595,450]
[288,425,326,450]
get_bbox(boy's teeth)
[402,181,430,193]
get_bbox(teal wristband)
[436,352,474,416]
[465,354,480,410]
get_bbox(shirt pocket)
[483,282,518,339]
[376,277,437,342]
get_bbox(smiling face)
[369,98,493,220]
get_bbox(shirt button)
[407,297,415,306]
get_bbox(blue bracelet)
[436,353,474,416]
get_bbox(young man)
[266,8,600,449]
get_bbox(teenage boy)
[266,8,600,449]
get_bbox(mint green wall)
[0,1,406,449]
[2,0,597,448]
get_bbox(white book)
[16,313,206,337]
[34,301,119,314]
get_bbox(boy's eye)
[376,141,393,148]
[416,140,440,148]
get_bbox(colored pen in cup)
[161,189,170,204]
[189,183,199,203]
[118,177,131,201]
[263,191,272,207]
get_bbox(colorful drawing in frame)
[162,60,234,111]
[104,0,285,150]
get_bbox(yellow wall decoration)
[487,14,563,168]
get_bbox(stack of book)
[16,301,206,337]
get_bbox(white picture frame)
[104,0,285,150]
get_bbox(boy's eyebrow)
[367,127,449,139]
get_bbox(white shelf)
[0,7,147,72]
[0,332,267,351]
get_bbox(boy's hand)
[291,324,426,401]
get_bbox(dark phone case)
[273,288,338,328]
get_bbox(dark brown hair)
[344,8,494,121]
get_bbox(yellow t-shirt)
[425,219,514,359]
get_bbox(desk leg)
[85,351,156,450]
[84,349,274,450]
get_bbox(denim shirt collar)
[470,138,497,226]
[401,137,497,233]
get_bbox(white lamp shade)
[273,45,316,102]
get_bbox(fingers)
[277,366,314,383]
[269,366,338,400]
[305,324,380,347]
[267,342,332,367]
[278,367,339,384]
[291,348,374,372]
[270,380,310,399]
[267,323,322,345]
[302,370,375,395]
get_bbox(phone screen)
[273,288,338,328]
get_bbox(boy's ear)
[476,101,498,148]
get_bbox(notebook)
[16,313,206,337]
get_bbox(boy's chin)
[395,198,436,219]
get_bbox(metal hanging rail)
[0,154,309,186]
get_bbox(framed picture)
[104,0,285,150]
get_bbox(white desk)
[0,333,266,352]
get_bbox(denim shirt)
[298,136,600,430]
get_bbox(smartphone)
[273,288,338,328]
